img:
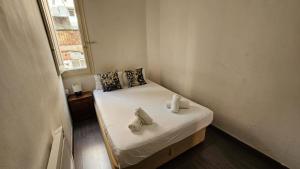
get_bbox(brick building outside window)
[48,0,87,70]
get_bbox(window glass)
[47,0,87,70]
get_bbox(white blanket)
[93,80,213,168]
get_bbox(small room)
[0,0,299,169]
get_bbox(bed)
[93,80,213,169]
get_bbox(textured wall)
[146,0,300,168]
[0,0,72,169]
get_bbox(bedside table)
[67,91,96,124]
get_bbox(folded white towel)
[128,116,143,132]
[170,94,181,113]
[135,107,153,125]
[166,100,190,109]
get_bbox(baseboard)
[210,125,288,169]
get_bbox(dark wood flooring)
[74,118,287,169]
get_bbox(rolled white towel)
[170,94,181,113]
[135,107,153,125]
[166,100,190,109]
[128,116,143,132]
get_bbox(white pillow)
[117,71,125,88]
[94,74,102,90]
[122,72,129,88]
[143,68,146,80]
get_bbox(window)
[63,51,86,69]
[68,9,75,16]
[38,0,92,75]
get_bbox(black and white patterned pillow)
[125,68,147,87]
[99,71,122,92]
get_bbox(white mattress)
[93,81,213,168]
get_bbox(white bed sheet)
[93,81,213,168]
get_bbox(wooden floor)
[74,118,287,169]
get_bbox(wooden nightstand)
[67,91,96,124]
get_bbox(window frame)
[37,0,94,77]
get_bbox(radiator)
[47,126,74,169]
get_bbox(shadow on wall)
[147,0,300,168]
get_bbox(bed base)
[95,103,206,169]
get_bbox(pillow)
[94,74,102,90]
[117,71,125,88]
[99,71,122,92]
[122,68,146,88]
[122,72,129,87]
[95,71,124,90]
[125,68,147,87]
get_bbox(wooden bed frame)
[94,103,206,169]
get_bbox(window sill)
[62,67,91,78]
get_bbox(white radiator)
[47,126,74,169]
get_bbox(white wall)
[60,1,300,168]
[0,0,73,169]
[63,74,95,92]
[63,0,148,92]
[84,0,147,73]
[146,0,300,168]
[146,0,161,83]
